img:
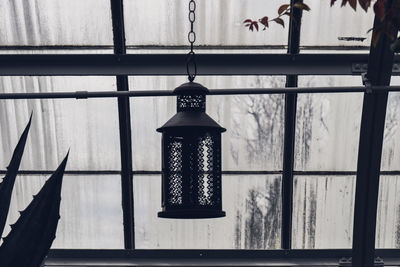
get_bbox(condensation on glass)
[292,175,355,249]
[134,174,281,249]
[129,76,285,172]
[0,0,113,46]
[1,174,124,249]
[376,175,400,248]
[0,76,120,171]
[295,76,363,171]
[300,1,374,47]
[124,0,288,47]
[381,79,400,171]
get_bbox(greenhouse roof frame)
[0,0,399,266]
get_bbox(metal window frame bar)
[0,44,374,51]
[110,0,135,250]
[43,249,400,266]
[351,0,399,266]
[0,53,398,76]
[281,0,303,250]
[0,0,398,259]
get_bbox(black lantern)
[157,82,226,219]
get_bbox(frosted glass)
[0,0,112,45]
[295,76,363,171]
[0,76,120,171]
[381,80,400,170]
[134,174,281,249]
[124,0,288,46]
[2,174,123,249]
[130,76,285,171]
[376,176,400,248]
[292,176,355,249]
[0,49,112,55]
[300,1,374,47]
[128,48,287,54]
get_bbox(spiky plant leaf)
[0,152,69,267]
[0,114,32,237]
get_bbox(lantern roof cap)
[173,82,209,95]
[157,112,226,132]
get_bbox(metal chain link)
[186,0,197,82]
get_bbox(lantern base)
[158,209,226,219]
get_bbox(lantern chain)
[186,0,197,82]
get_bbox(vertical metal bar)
[281,0,303,249]
[110,0,135,249]
[352,1,398,266]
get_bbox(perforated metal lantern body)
[157,82,226,219]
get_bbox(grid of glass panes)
[0,0,397,251]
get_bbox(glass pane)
[3,174,123,249]
[124,0,288,46]
[134,174,281,249]
[127,48,287,54]
[0,0,112,45]
[300,1,374,47]
[295,76,363,171]
[381,89,400,171]
[0,76,120,171]
[130,76,285,171]
[376,175,400,248]
[0,49,112,54]
[292,175,355,249]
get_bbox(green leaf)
[0,152,69,267]
[0,114,32,237]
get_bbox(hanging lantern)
[157,82,226,218]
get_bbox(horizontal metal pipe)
[0,86,399,99]
[3,170,400,176]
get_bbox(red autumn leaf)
[248,21,259,32]
[259,16,269,29]
[253,21,259,31]
[278,4,290,15]
[341,0,357,11]
[349,0,357,10]
[374,0,387,21]
[244,19,260,31]
[358,0,371,12]
[293,2,311,11]
[273,17,285,28]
